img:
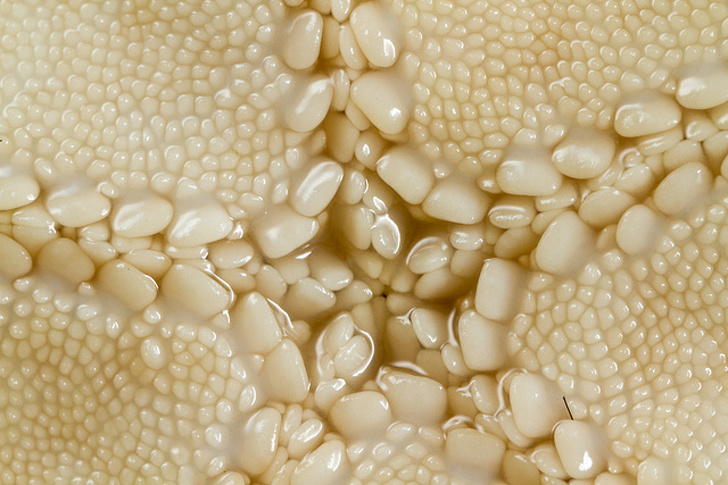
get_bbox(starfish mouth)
[0,0,728,483]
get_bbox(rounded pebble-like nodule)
[291,440,350,485]
[37,237,96,285]
[578,188,636,228]
[238,407,282,476]
[594,472,637,485]
[97,260,158,311]
[350,71,412,135]
[253,205,320,259]
[652,161,712,216]
[422,176,490,224]
[616,204,664,255]
[445,428,506,475]
[230,292,283,354]
[552,128,616,179]
[535,211,596,276]
[283,10,324,70]
[458,310,508,371]
[350,1,402,68]
[475,258,526,322]
[380,369,447,425]
[554,421,608,479]
[111,193,174,238]
[46,184,111,227]
[614,92,682,138]
[509,373,570,439]
[497,147,563,196]
[209,239,254,270]
[285,76,334,133]
[636,457,676,485]
[676,63,728,110]
[291,161,344,217]
[139,336,170,370]
[0,172,40,210]
[167,197,234,247]
[411,308,448,349]
[0,234,32,279]
[260,339,310,403]
[377,146,435,205]
[212,472,248,485]
[287,419,325,460]
[161,264,231,318]
[329,391,393,439]
[488,196,536,229]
